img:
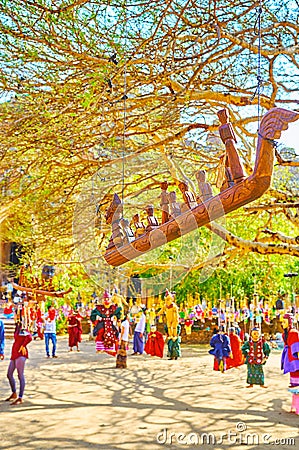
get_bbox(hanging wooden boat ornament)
[12,283,72,298]
[13,265,72,298]
[104,108,299,267]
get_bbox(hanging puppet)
[281,313,299,388]
[241,327,271,387]
[209,326,231,372]
[226,327,244,369]
[289,387,299,415]
[144,325,165,358]
[67,309,83,352]
[161,290,181,360]
[165,324,181,360]
[162,290,179,339]
[90,290,122,356]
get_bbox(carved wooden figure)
[217,154,235,192]
[105,193,124,250]
[107,214,124,249]
[132,213,146,238]
[168,191,181,218]
[105,193,122,225]
[160,181,170,224]
[178,181,198,211]
[104,108,299,266]
[120,218,135,244]
[145,204,159,231]
[217,109,246,184]
[196,170,213,202]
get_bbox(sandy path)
[0,337,298,450]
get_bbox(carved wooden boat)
[104,108,299,267]
[12,283,72,298]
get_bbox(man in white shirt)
[44,305,58,358]
[132,307,146,355]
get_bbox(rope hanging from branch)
[121,0,128,216]
[251,0,263,128]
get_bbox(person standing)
[6,322,32,405]
[116,314,130,368]
[0,319,4,360]
[44,304,58,358]
[132,307,146,355]
[67,310,83,352]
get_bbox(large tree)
[0,0,298,285]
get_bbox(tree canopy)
[0,0,298,293]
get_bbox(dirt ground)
[0,336,298,450]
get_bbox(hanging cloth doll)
[242,327,271,387]
[209,326,231,373]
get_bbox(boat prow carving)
[103,107,299,267]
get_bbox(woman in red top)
[3,303,14,319]
[6,322,32,405]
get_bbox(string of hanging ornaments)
[251,0,263,127]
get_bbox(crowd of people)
[0,294,85,404]
[0,287,299,413]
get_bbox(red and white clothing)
[11,325,32,360]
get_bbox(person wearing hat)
[241,327,271,387]
[209,326,231,372]
[281,313,299,387]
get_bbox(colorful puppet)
[209,326,231,372]
[242,327,271,387]
[90,290,122,356]
[163,290,179,339]
[226,327,244,369]
[144,326,165,358]
[281,313,299,387]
